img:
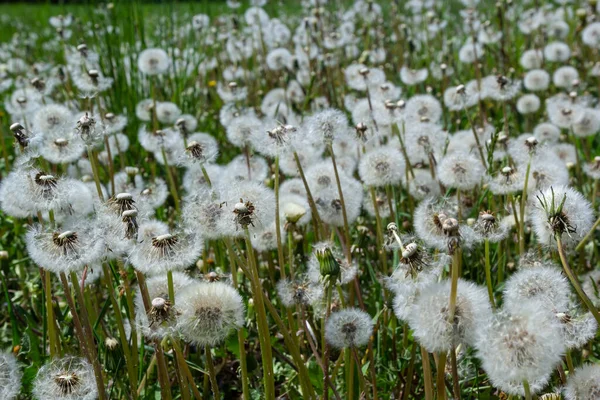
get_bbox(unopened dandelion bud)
[316,247,341,280]
[0,250,8,259]
[540,394,561,400]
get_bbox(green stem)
[135,271,173,400]
[167,269,175,304]
[102,264,138,394]
[523,379,532,400]
[294,151,323,240]
[206,346,221,400]
[575,215,600,252]
[519,155,532,256]
[421,347,434,400]
[556,236,600,325]
[160,146,181,213]
[223,239,250,400]
[484,240,496,309]
[328,144,352,262]
[44,269,59,358]
[244,228,275,400]
[87,146,105,201]
[69,272,108,400]
[352,347,371,400]
[436,352,447,400]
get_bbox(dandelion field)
[4,0,600,399]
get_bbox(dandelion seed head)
[325,308,373,349]
[176,281,244,347]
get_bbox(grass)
[1,0,600,399]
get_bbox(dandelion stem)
[172,340,203,400]
[44,269,60,358]
[223,238,250,400]
[519,155,533,255]
[160,145,181,213]
[421,347,434,400]
[294,151,323,240]
[328,144,352,262]
[565,349,575,373]
[352,346,371,400]
[556,235,600,325]
[450,347,460,400]
[87,146,105,201]
[575,215,600,252]
[68,272,108,400]
[322,280,334,400]
[135,270,173,400]
[167,269,175,305]
[462,108,487,170]
[205,346,220,400]
[101,264,138,393]
[522,379,532,400]
[274,156,286,277]
[436,352,447,400]
[484,239,496,308]
[244,228,276,400]
[265,301,318,400]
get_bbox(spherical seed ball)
[325,308,374,349]
[516,94,540,114]
[138,48,170,75]
[553,66,579,89]
[523,69,550,91]
[358,146,405,187]
[33,356,98,400]
[533,122,561,144]
[564,364,600,400]
[530,186,594,249]
[437,151,484,190]
[544,41,571,62]
[0,350,21,400]
[176,281,244,347]
[582,22,600,48]
[408,279,491,353]
[503,266,571,313]
[134,272,195,340]
[520,49,544,69]
[560,311,598,350]
[475,304,565,397]
[405,94,443,123]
